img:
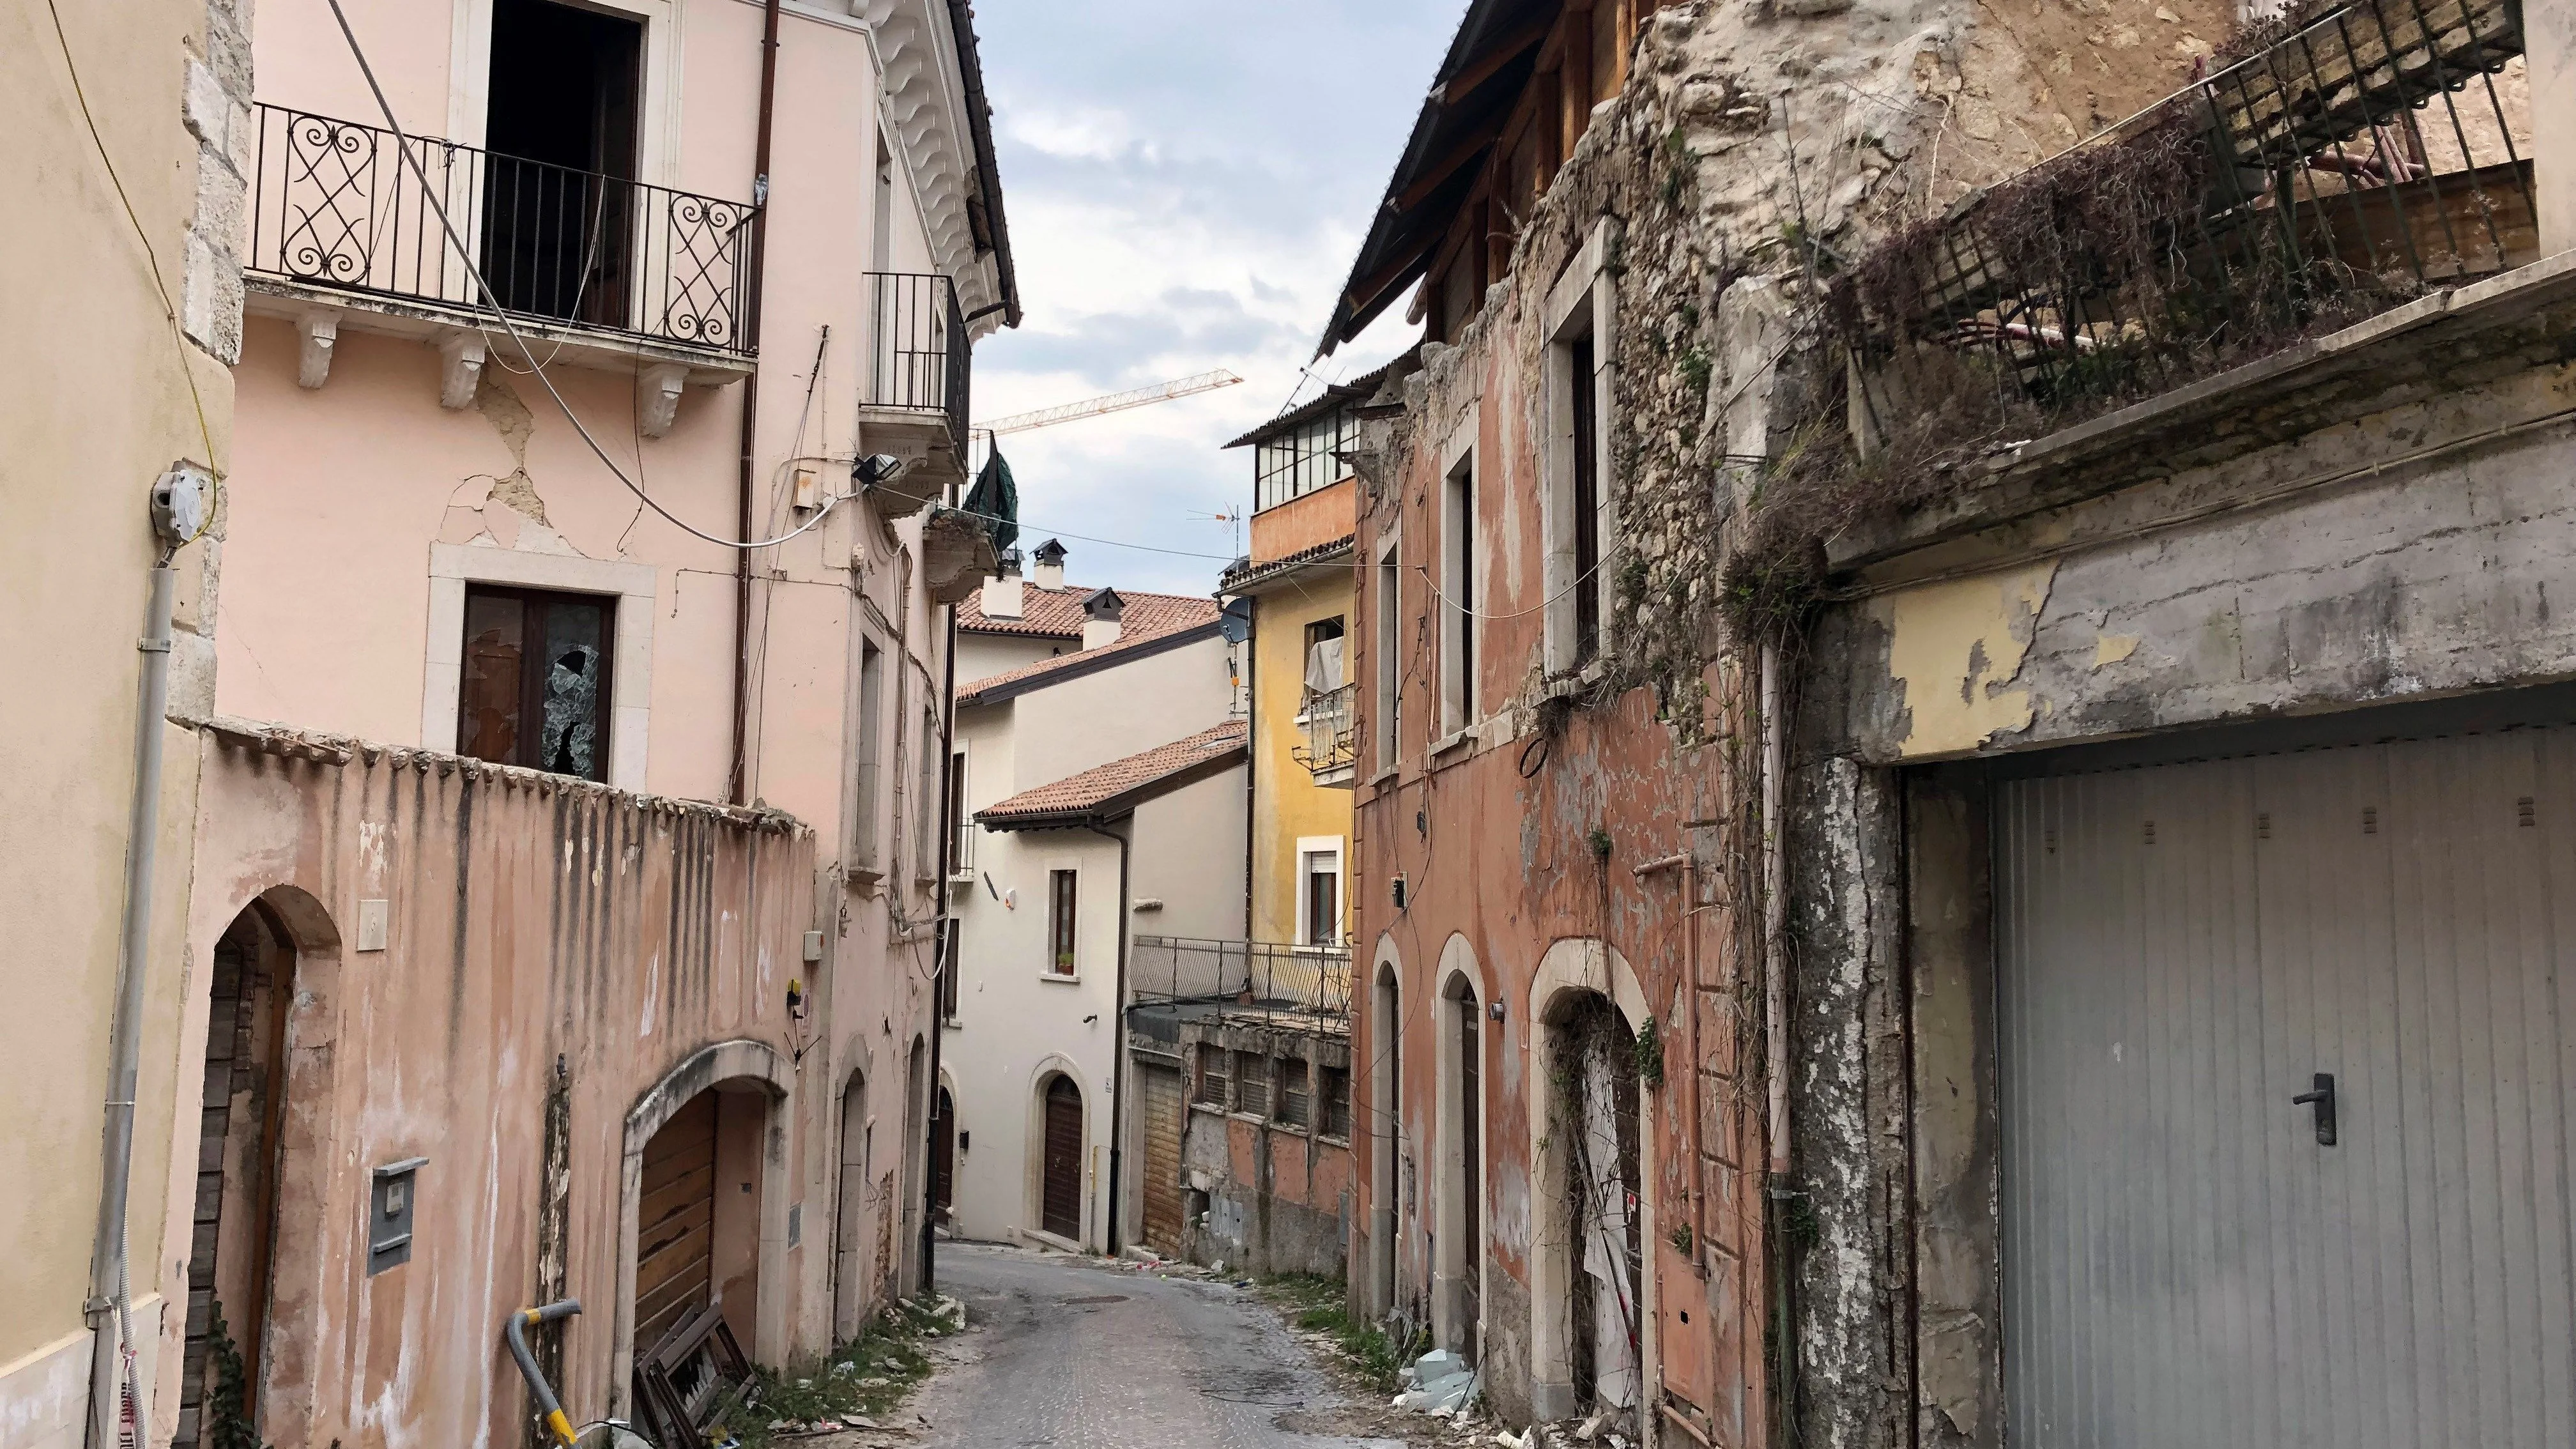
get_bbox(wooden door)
[635,1092,718,1354]
[1138,1062,1186,1252]
[1041,1076,1084,1241]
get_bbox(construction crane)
[974,369,1243,437]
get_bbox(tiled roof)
[954,583,1217,640]
[956,595,1224,703]
[1221,534,1355,592]
[976,720,1248,827]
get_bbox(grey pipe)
[86,564,176,1449]
[504,1299,585,1446]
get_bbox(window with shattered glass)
[458,585,614,781]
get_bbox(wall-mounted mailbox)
[369,1156,427,1275]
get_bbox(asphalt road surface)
[911,1243,1407,1449]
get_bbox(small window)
[1194,1043,1229,1106]
[1276,1057,1309,1128]
[1048,870,1078,976]
[459,585,614,780]
[1300,617,1346,715]
[1302,850,1342,947]
[1235,1050,1269,1117]
[1441,452,1476,733]
[1374,542,1400,769]
[1320,1065,1351,1138]
[947,749,972,873]
[918,707,943,880]
[1570,330,1602,663]
[854,639,885,868]
[937,917,961,1020]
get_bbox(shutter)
[1998,724,2576,1448]
[1139,1063,1186,1252]
[1041,1077,1084,1241]
[635,1093,718,1355]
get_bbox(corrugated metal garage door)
[1998,726,2576,1449]
[1138,1061,1186,1252]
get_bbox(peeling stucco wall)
[1878,563,2057,757]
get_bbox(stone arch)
[610,1039,793,1415]
[1431,933,1490,1360]
[1022,1055,1092,1248]
[166,884,343,1449]
[1367,933,1404,1317]
[1524,938,1659,1423]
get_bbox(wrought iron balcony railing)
[862,272,972,453]
[1130,935,1352,1023]
[247,104,761,355]
[1292,683,1358,784]
[1837,0,2537,420]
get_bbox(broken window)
[1194,1043,1229,1107]
[1235,1051,1269,1117]
[1047,870,1077,976]
[482,0,643,326]
[1276,1055,1309,1128]
[1320,1065,1351,1139]
[459,585,613,781]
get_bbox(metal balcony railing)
[1292,683,1358,783]
[247,105,761,355]
[1130,935,1352,1023]
[863,272,972,452]
[1839,0,2538,415]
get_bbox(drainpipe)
[1238,599,1255,939]
[1085,819,1133,1255]
[922,587,958,1290]
[728,0,783,806]
[1759,642,1788,1177]
[86,543,182,1449]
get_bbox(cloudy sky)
[963,0,1452,597]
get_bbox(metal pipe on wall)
[86,561,178,1449]
[1087,821,1134,1255]
[1759,641,1788,1177]
[728,0,783,805]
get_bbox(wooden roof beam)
[1432,17,1554,105]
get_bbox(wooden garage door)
[1997,724,2576,1448]
[1041,1076,1084,1241]
[634,1092,717,1354]
[1138,1062,1186,1252]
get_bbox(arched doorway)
[831,1068,870,1342]
[1554,993,1641,1414]
[1436,968,1483,1363]
[172,903,293,1449]
[1039,1075,1084,1242]
[1369,951,1400,1317]
[929,1085,954,1227]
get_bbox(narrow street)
[912,1245,1407,1449]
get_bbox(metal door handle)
[2291,1073,2337,1146]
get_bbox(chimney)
[1031,537,1068,591]
[979,571,1023,619]
[1082,587,1125,650]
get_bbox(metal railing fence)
[1839,0,2536,413]
[1294,683,1358,780]
[1130,935,1352,1022]
[863,272,971,452]
[247,105,760,355]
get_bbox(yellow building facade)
[1225,372,1387,947]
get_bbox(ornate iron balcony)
[247,104,761,356]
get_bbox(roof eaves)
[946,0,1021,328]
[975,739,1249,832]
[956,618,1223,707]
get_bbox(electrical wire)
[321,0,846,553]
[44,0,222,484]
[1411,537,1628,622]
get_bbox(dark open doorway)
[483,0,642,326]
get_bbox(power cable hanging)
[323,0,859,553]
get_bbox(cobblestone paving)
[912,1243,1406,1449]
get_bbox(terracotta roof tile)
[956,595,1224,703]
[954,583,1218,640]
[975,720,1248,827]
